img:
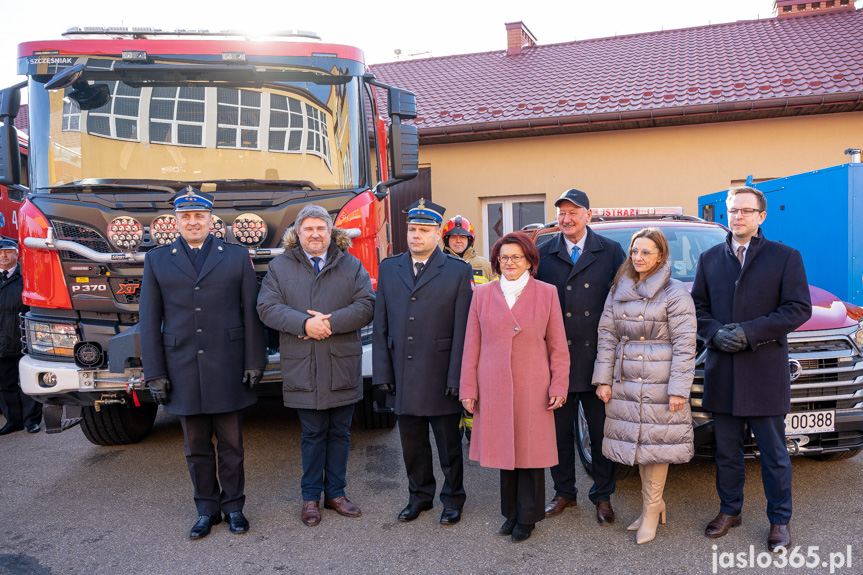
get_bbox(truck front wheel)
[80,403,158,446]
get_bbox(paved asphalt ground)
[1,399,861,575]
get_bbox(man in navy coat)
[140,188,266,540]
[535,189,626,525]
[373,198,474,526]
[691,186,811,552]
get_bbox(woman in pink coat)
[460,232,570,543]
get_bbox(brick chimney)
[505,22,537,56]
[775,0,854,18]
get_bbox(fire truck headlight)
[210,215,227,239]
[231,214,267,248]
[151,215,179,245]
[39,372,58,388]
[24,319,80,357]
[107,217,144,251]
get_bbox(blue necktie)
[312,257,322,275]
[571,246,580,265]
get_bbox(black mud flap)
[42,404,83,434]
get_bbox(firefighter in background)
[442,215,495,284]
[442,215,494,441]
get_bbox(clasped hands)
[301,310,332,340]
[711,323,748,353]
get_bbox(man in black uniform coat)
[0,237,42,435]
[373,199,474,526]
[535,189,626,525]
[140,188,266,540]
[692,186,811,552]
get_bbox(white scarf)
[499,270,530,309]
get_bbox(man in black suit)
[692,186,811,552]
[535,189,626,526]
[140,187,266,540]
[373,198,473,526]
[0,237,41,435]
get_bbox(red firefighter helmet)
[442,215,475,241]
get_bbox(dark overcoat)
[140,236,267,416]
[691,230,812,417]
[535,227,627,393]
[0,267,27,358]
[256,227,374,411]
[372,247,473,417]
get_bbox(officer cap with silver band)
[0,236,18,251]
[404,198,446,226]
[171,186,214,212]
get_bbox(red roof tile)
[369,10,863,141]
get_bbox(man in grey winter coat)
[257,204,375,527]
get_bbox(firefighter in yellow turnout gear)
[442,215,495,441]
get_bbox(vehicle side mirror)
[389,123,418,181]
[45,63,111,110]
[387,87,417,120]
[0,124,22,186]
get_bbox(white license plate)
[784,410,835,435]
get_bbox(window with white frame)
[149,87,206,146]
[86,81,141,141]
[305,106,330,161]
[217,88,261,149]
[268,94,305,152]
[481,195,546,257]
[61,93,80,132]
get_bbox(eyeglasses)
[629,249,657,257]
[498,255,525,263]
[726,208,763,217]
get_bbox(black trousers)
[398,412,465,510]
[0,356,42,427]
[179,411,245,516]
[296,404,354,501]
[550,390,617,503]
[501,468,545,525]
[713,412,793,525]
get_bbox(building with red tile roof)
[370,4,863,254]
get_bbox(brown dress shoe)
[705,512,742,538]
[324,496,362,518]
[767,524,791,552]
[544,496,576,517]
[595,501,615,525]
[302,501,321,526]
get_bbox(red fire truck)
[0,28,418,444]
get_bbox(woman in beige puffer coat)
[593,227,696,545]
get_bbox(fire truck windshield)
[26,59,367,192]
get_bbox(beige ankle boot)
[635,463,668,544]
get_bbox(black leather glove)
[728,325,748,350]
[375,383,396,395]
[711,324,746,353]
[148,377,171,405]
[445,386,460,400]
[243,369,264,391]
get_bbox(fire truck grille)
[51,221,113,260]
[108,278,142,304]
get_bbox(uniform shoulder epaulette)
[445,253,471,264]
[380,254,401,262]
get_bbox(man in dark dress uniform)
[373,199,474,526]
[0,237,42,435]
[692,186,811,552]
[140,188,266,540]
[535,189,626,525]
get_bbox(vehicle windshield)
[536,224,728,282]
[26,57,367,192]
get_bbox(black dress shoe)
[26,423,41,433]
[511,523,534,543]
[225,511,249,534]
[499,518,517,536]
[768,524,791,552]
[0,423,24,435]
[189,514,222,540]
[440,508,462,525]
[397,502,433,522]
